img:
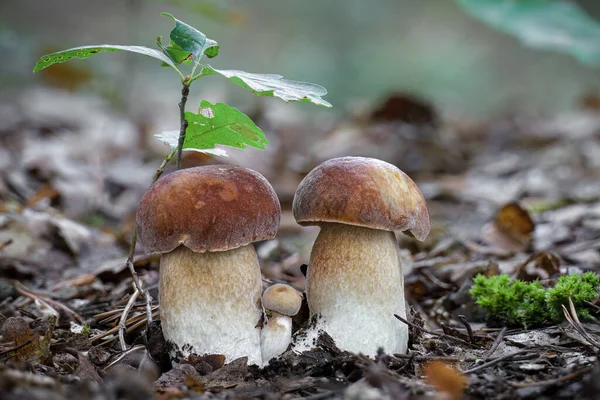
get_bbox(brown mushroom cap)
[262,284,303,316]
[293,157,430,241]
[137,165,281,254]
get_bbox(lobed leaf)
[154,101,268,154]
[201,65,332,107]
[34,45,177,72]
[162,13,219,62]
[457,0,600,67]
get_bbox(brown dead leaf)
[515,252,560,281]
[482,202,535,252]
[424,361,467,400]
[185,374,205,393]
[26,183,60,208]
[0,317,38,361]
[496,202,535,243]
[371,93,438,126]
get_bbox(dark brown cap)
[137,165,281,254]
[262,284,303,316]
[293,157,430,241]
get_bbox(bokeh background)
[2,0,600,119]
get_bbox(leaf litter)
[0,88,599,399]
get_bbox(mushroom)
[292,156,429,356]
[260,283,303,364]
[136,165,280,365]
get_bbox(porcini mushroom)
[136,165,280,365]
[292,156,429,356]
[260,283,303,364]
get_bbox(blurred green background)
[2,0,600,118]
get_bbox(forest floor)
[0,89,599,399]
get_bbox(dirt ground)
[0,89,599,399]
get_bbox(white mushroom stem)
[260,311,292,366]
[159,244,262,365]
[295,223,407,356]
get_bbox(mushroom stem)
[301,222,407,356]
[260,311,292,365]
[159,244,262,365]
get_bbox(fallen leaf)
[424,361,467,400]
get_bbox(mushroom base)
[159,244,263,365]
[260,312,292,365]
[294,223,407,356]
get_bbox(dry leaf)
[424,361,467,400]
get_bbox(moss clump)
[546,271,600,321]
[470,272,600,328]
[470,274,547,328]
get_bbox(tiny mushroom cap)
[136,165,281,366]
[137,165,281,254]
[262,284,303,316]
[293,156,430,240]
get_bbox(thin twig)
[562,297,600,351]
[394,314,478,348]
[90,309,159,343]
[0,339,33,357]
[103,344,146,371]
[176,82,190,170]
[457,315,474,343]
[482,327,507,359]
[392,354,475,362]
[508,367,592,388]
[461,350,534,374]
[120,148,177,342]
[118,284,140,351]
[13,281,83,323]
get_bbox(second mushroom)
[292,156,430,356]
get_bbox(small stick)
[392,354,475,362]
[457,315,474,343]
[461,350,533,374]
[0,339,33,357]
[483,327,507,359]
[508,367,592,388]
[394,314,477,348]
[176,82,190,170]
[120,148,176,339]
[562,298,600,351]
[118,284,140,351]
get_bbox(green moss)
[546,271,600,321]
[470,272,600,328]
[470,274,548,328]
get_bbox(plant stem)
[120,148,177,350]
[176,82,190,170]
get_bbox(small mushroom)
[136,165,280,365]
[292,156,430,356]
[260,283,303,365]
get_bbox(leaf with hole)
[162,13,219,62]
[201,66,331,107]
[155,101,268,154]
[33,45,177,72]
[457,0,600,67]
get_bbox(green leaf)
[154,101,269,154]
[156,37,192,65]
[33,45,177,72]
[155,130,229,156]
[162,13,219,62]
[457,0,600,67]
[201,65,332,107]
